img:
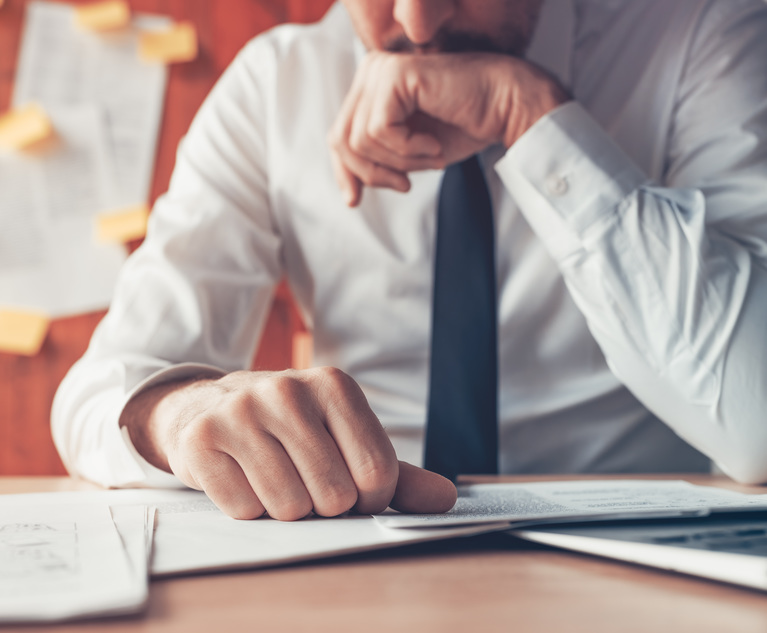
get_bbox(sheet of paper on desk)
[375,480,767,528]
[0,489,509,577]
[148,495,507,576]
[13,0,169,208]
[0,105,126,316]
[0,503,148,623]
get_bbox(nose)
[393,0,456,48]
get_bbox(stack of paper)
[0,502,152,622]
[3,480,767,622]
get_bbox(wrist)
[120,375,218,473]
[502,61,571,149]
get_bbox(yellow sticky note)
[75,0,131,32]
[139,22,198,64]
[0,104,54,151]
[0,310,50,357]
[96,204,150,243]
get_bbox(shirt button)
[546,174,569,197]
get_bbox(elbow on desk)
[715,434,767,486]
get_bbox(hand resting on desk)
[120,367,457,520]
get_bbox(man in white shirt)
[53,0,767,520]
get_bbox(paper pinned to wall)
[0,0,172,317]
[13,0,169,208]
[0,105,126,317]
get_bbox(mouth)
[384,31,509,55]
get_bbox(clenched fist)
[328,51,569,205]
[121,367,457,520]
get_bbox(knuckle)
[354,455,398,494]
[176,414,220,449]
[219,391,254,421]
[227,499,266,521]
[312,366,357,398]
[269,496,313,522]
[367,120,388,144]
[256,372,304,408]
[347,131,367,155]
[314,482,358,518]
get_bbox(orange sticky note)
[0,310,50,356]
[96,204,150,243]
[75,0,131,32]
[0,104,54,151]
[139,22,198,64]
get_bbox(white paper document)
[375,480,767,528]
[0,488,506,580]
[0,0,169,317]
[148,493,503,577]
[4,479,765,621]
[0,503,148,623]
[13,0,169,207]
[0,105,126,315]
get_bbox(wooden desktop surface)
[2,475,767,633]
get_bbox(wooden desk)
[3,475,767,633]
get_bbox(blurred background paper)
[0,105,125,316]
[0,0,171,318]
[13,0,169,209]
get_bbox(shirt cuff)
[494,101,649,263]
[114,362,227,489]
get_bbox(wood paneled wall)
[0,0,334,475]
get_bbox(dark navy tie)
[424,155,498,481]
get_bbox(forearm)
[497,103,767,482]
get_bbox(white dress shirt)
[53,0,767,488]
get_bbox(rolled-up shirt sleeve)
[495,3,767,483]
[52,39,283,488]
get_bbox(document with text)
[0,488,508,579]
[375,480,767,528]
[13,0,169,207]
[0,503,148,623]
[0,105,126,316]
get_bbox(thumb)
[389,461,457,514]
